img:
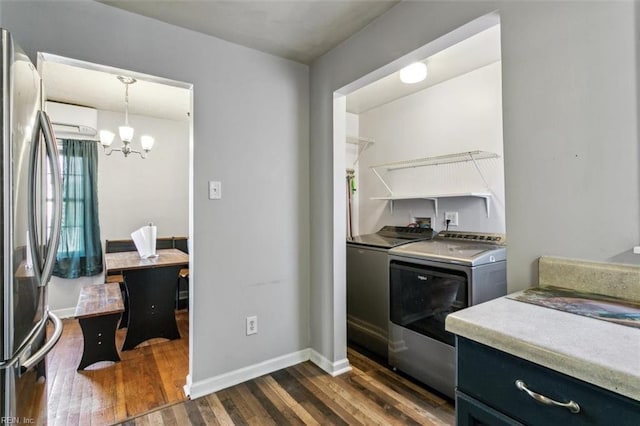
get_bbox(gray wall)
[310,1,639,363]
[2,0,309,387]
[4,0,638,391]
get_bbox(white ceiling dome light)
[399,62,428,84]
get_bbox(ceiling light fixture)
[399,62,427,84]
[99,76,154,158]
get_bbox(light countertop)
[445,294,640,401]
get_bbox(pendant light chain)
[124,82,129,126]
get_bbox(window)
[45,152,62,241]
[58,154,85,255]
[51,139,103,279]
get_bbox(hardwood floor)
[117,347,455,426]
[46,314,454,425]
[45,310,190,425]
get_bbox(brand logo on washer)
[418,275,428,281]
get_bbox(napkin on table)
[131,223,157,259]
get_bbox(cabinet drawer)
[457,337,640,426]
[456,391,524,426]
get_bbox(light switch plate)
[209,181,221,199]
[246,316,257,335]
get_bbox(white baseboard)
[310,349,351,377]
[184,347,352,399]
[183,374,192,399]
[51,307,76,319]
[185,349,311,399]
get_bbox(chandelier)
[99,76,154,158]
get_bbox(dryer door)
[389,260,468,346]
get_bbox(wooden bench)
[74,283,125,370]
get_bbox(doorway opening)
[333,11,505,372]
[37,52,194,423]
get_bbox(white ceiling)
[41,58,191,122]
[99,0,400,65]
[40,2,499,124]
[346,25,501,114]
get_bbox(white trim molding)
[184,349,311,399]
[183,348,352,399]
[310,349,352,377]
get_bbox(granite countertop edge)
[445,295,640,401]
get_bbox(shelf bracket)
[372,165,394,215]
[353,140,372,165]
[371,167,393,195]
[347,136,375,166]
[482,195,491,218]
[425,198,438,217]
[469,153,492,190]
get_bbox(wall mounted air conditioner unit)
[45,101,98,141]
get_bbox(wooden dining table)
[104,248,189,350]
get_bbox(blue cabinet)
[456,337,640,426]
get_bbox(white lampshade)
[118,125,134,142]
[400,62,427,84]
[99,130,115,147]
[140,135,155,151]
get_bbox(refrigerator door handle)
[27,112,44,285]
[27,111,62,286]
[0,310,62,371]
[20,311,63,372]
[39,111,62,285]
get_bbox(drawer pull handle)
[515,380,580,413]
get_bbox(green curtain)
[53,139,103,279]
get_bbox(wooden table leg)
[121,266,181,351]
[77,313,121,370]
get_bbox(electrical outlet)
[246,316,258,335]
[444,211,459,227]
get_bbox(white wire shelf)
[371,192,492,201]
[370,150,499,171]
[369,151,500,217]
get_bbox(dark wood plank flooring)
[118,347,455,425]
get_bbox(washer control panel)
[437,231,506,245]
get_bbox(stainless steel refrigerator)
[1,28,63,423]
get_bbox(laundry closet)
[345,24,507,397]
